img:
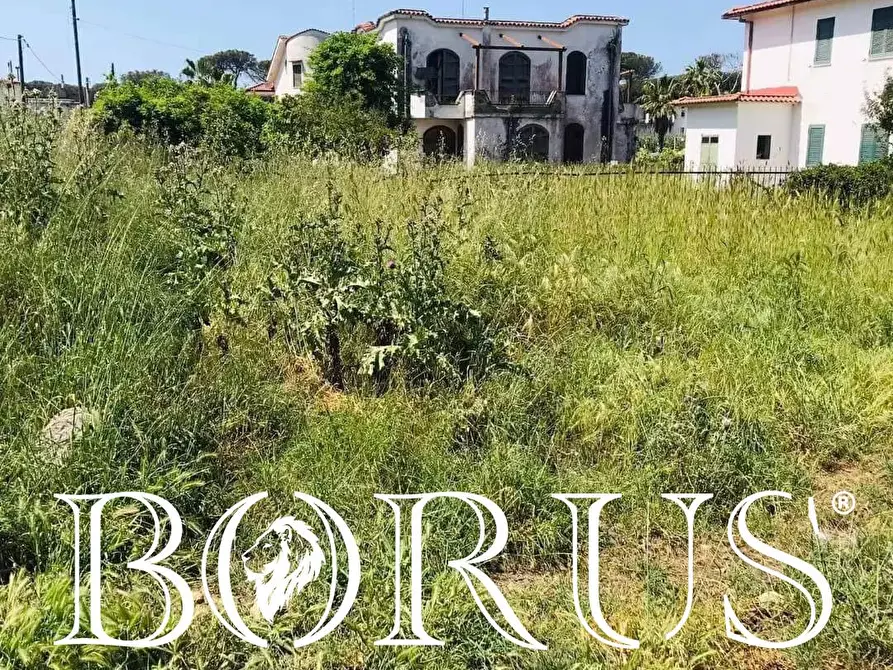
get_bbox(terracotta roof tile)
[370,9,629,30]
[723,0,818,19]
[246,81,275,94]
[674,86,801,105]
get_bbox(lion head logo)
[241,516,326,623]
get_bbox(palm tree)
[181,58,232,86]
[640,76,679,150]
[682,57,723,97]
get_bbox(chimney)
[484,6,490,21]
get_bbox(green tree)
[121,70,171,85]
[181,58,231,86]
[620,52,662,102]
[866,76,893,135]
[182,51,261,88]
[306,32,401,120]
[249,59,272,84]
[682,56,723,97]
[640,75,679,150]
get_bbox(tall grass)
[0,108,891,669]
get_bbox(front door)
[700,135,719,169]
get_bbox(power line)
[77,18,203,54]
[23,39,60,81]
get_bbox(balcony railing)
[489,90,558,107]
[424,92,461,106]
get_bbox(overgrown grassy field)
[1,108,892,670]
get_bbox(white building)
[251,8,634,166]
[677,0,893,170]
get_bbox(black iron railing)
[489,90,557,106]
[425,92,461,106]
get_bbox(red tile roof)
[674,86,801,105]
[246,81,275,95]
[366,8,629,31]
[723,0,818,19]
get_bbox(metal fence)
[468,166,798,189]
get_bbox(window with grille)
[499,51,531,103]
[426,50,460,102]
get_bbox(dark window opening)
[423,125,458,158]
[814,17,835,64]
[871,6,893,57]
[426,49,460,103]
[499,51,531,103]
[563,123,585,163]
[756,135,772,160]
[566,51,587,95]
[292,61,304,88]
[515,124,550,161]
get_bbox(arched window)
[563,123,585,163]
[516,124,550,161]
[499,51,531,103]
[566,51,587,95]
[426,49,460,102]
[423,125,458,158]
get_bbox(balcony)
[473,90,565,116]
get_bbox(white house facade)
[251,8,633,166]
[677,0,893,170]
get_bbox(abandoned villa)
[248,8,637,166]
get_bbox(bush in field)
[263,193,504,390]
[305,32,401,121]
[785,158,893,207]
[0,106,60,237]
[633,145,685,170]
[262,93,398,160]
[92,78,268,157]
[155,147,244,332]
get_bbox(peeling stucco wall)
[378,16,627,165]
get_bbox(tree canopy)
[121,70,171,85]
[182,50,264,87]
[305,32,401,120]
[620,52,662,102]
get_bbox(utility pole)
[17,35,25,97]
[70,0,84,104]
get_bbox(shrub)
[785,158,893,208]
[262,93,399,160]
[263,192,505,390]
[633,145,685,170]
[92,78,268,158]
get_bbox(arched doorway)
[563,123,585,163]
[566,51,587,95]
[423,125,458,158]
[499,51,531,103]
[426,49,460,102]
[516,124,550,162]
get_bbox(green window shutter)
[860,125,889,163]
[871,7,893,57]
[806,125,825,167]
[814,17,835,64]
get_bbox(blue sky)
[2,0,743,85]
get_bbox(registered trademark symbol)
[831,491,856,516]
